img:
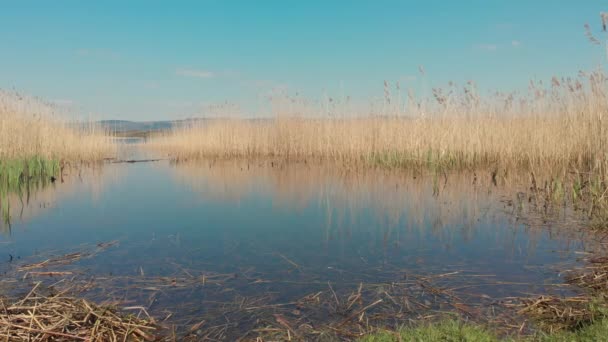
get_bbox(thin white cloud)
[511,40,522,47]
[176,68,215,79]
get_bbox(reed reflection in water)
[171,160,590,259]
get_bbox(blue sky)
[0,1,606,120]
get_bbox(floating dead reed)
[0,283,158,342]
[507,253,608,333]
[565,255,608,292]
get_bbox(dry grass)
[0,283,157,342]
[149,71,608,176]
[566,256,608,293]
[0,89,116,162]
[505,253,608,334]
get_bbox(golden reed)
[149,71,607,176]
[0,89,116,162]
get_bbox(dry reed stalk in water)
[0,283,157,341]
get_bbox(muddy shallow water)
[0,158,600,339]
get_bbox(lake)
[0,156,597,340]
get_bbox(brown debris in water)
[505,296,596,332]
[17,241,119,273]
[506,254,608,333]
[2,239,581,340]
[565,256,608,293]
[0,282,158,342]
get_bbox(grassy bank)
[361,318,608,342]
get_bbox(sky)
[0,1,606,121]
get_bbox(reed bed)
[0,89,116,163]
[0,90,117,228]
[149,71,608,176]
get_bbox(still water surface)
[0,159,596,338]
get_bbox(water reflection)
[171,161,589,256]
[0,160,599,339]
[0,165,123,234]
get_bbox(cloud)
[175,68,215,79]
[511,40,522,47]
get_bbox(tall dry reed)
[0,90,116,162]
[149,71,608,175]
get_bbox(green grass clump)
[537,318,608,342]
[0,156,58,193]
[360,320,498,342]
[364,149,488,171]
[0,156,59,230]
[359,318,608,342]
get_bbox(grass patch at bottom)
[359,318,608,342]
[537,318,608,342]
[360,320,498,342]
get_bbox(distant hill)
[96,118,217,132]
[96,117,272,134]
[97,120,175,132]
